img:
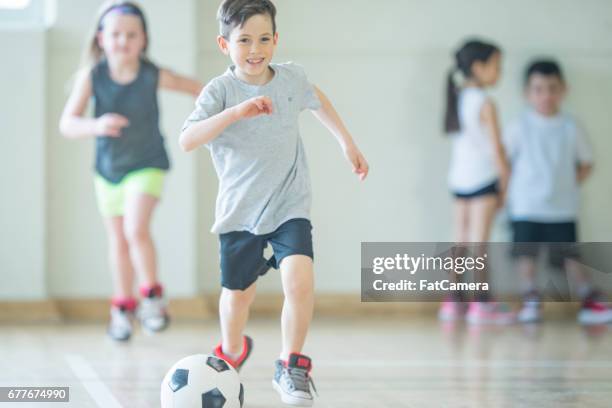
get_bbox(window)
[0,0,55,29]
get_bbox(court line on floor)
[64,354,124,408]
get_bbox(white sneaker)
[517,301,542,323]
[107,307,133,342]
[578,300,612,325]
[138,296,170,333]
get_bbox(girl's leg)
[467,195,498,296]
[103,216,135,299]
[123,193,159,287]
[279,255,314,360]
[467,194,498,242]
[454,199,470,243]
[219,283,257,357]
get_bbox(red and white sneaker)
[466,301,515,325]
[438,299,465,322]
[213,335,253,372]
[577,299,612,325]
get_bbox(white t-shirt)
[504,110,593,222]
[448,87,498,194]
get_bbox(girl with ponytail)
[440,39,514,324]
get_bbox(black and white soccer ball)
[161,354,244,408]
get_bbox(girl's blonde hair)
[80,1,150,69]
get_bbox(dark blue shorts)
[219,218,314,290]
[453,180,499,199]
[511,221,580,267]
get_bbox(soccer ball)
[161,354,244,408]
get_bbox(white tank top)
[448,87,498,193]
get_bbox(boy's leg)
[219,283,257,357]
[215,230,265,370]
[279,255,314,360]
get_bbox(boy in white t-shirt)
[505,59,612,325]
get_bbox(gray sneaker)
[272,353,316,407]
[107,307,133,342]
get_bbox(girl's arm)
[577,163,593,183]
[59,69,128,139]
[311,86,369,181]
[180,96,273,152]
[480,99,510,197]
[159,69,203,97]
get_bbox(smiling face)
[525,73,566,116]
[217,13,278,84]
[98,12,147,64]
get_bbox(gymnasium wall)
[1,0,611,300]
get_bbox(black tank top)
[92,58,170,183]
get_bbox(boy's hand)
[343,144,369,181]
[95,113,129,137]
[232,96,274,120]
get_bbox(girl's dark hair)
[81,1,150,69]
[444,39,500,133]
[217,0,277,39]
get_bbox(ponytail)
[444,68,460,133]
[443,39,500,135]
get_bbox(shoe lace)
[287,367,318,396]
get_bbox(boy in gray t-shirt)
[505,59,612,326]
[180,1,368,405]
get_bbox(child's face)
[218,13,278,83]
[525,74,566,116]
[98,13,146,63]
[471,52,502,87]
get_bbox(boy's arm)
[59,69,129,139]
[179,96,273,152]
[159,69,204,97]
[311,86,369,181]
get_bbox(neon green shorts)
[94,168,166,217]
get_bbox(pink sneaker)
[438,299,465,322]
[466,301,515,325]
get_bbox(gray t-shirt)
[183,62,322,234]
[504,110,593,222]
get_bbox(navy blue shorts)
[511,221,580,267]
[453,180,499,199]
[219,218,314,290]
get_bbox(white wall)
[0,30,46,300]
[2,0,612,300]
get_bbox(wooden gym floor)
[2,316,612,407]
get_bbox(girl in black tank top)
[59,1,203,342]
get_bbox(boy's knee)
[284,281,313,301]
[223,287,256,308]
